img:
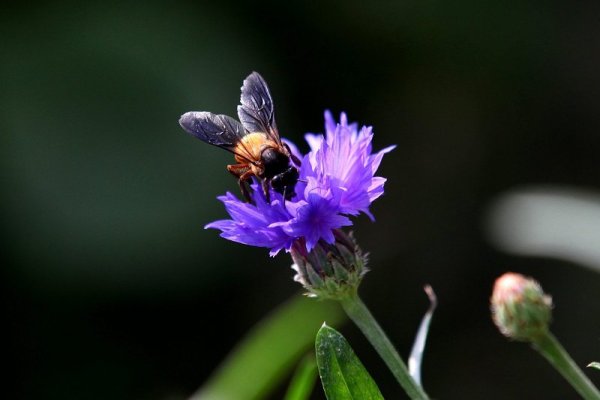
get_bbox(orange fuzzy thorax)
[234,132,278,170]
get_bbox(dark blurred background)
[3,0,600,398]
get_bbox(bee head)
[262,147,290,178]
[271,166,299,200]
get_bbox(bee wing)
[237,72,282,145]
[179,111,254,161]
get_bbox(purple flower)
[206,111,395,255]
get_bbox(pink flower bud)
[491,272,553,342]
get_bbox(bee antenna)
[297,178,308,183]
[282,187,288,207]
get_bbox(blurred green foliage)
[2,0,600,399]
[284,355,318,400]
[193,296,343,400]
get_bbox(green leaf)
[315,324,384,400]
[588,362,600,371]
[284,355,318,400]
[192,295,345,400]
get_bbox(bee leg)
[262,179,271,203]
[238,171,255,203]
[227,163,249,177]
[227,164,254,202]
[284,143,302,166]
[239,181,252,202]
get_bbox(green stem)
[340,291,429,400]
[532,331,600,400]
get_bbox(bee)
[179,72,300,202]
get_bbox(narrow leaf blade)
[408,284,437,386]
[315,324,384,400]
[284,355,318,400]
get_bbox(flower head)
[206,111,394,255]
[290,230,369,299]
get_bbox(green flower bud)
[290,230,368,300]
[491,272,553,342]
